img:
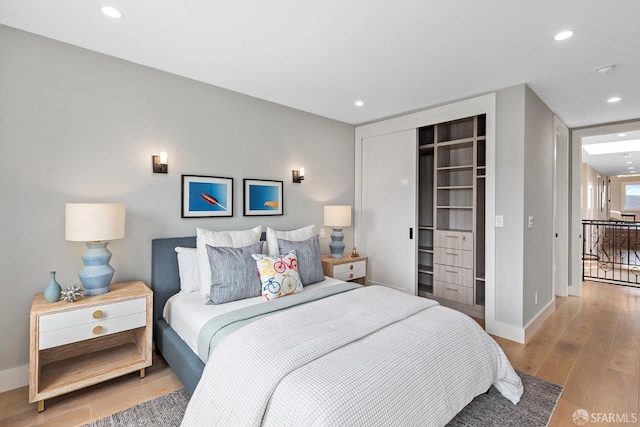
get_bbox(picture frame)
[243,179,283,216]
[181,175,233,218]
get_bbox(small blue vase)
[44,271,62,303]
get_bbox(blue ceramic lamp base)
[79,242,114,295]
[329,227,345,258]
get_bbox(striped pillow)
[277,235,325,286]
[206,242,262,304]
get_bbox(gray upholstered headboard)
[150,232,267,324]
[151,236,196,325]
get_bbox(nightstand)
[321,255,368,285]
[29,281,152,412]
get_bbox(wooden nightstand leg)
[140,368,146,378]
[37,400,44,412]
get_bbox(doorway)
[570,119,640,294]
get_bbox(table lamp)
[65,203,126,295]
[324,205,352,258]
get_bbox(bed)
[151,233,523,426]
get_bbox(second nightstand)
[321,255,368,285]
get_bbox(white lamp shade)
[65,203,126,242]
[324,205,352,227]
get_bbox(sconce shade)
[153,151,168,173]
[65,204,126,242]
[292,167,305,183]
[65,203,126,295]
[324,205,352,227]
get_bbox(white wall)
[0,26,355,385]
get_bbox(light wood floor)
[495,280,640,426]
[1,280,638,426]
[0,352,182,427]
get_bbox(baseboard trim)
[485,319,525,344]
[524,299,556,343]
[0,364,28,393]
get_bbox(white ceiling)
[582,130,640,176]
[0,0,639,128]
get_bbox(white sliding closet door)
[361,129,417,295]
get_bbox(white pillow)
[266,225,315,256]
[175,247,199,293]
[196,226,262,299]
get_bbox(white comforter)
[181,285,523,427]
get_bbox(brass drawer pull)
[93,325,104,335]
[349,265,354,270]
[446,270,458,274]
[349,273,354,279]
[93,310,104,319]
[446,288,458,292]
[447,253,458,256]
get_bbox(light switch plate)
[528,216,534,229]
[495,215,504,227]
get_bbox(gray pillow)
[206,242,262,304]
[278,235,325,286]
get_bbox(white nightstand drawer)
[334,268,366,282]
[434,264,473,287]
[434,248,473,269]
[39,311,147,349]
[39,298,146,333]
[333,260,366,275]
[434,281,473,305]
[435,231,473,251]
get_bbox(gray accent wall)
[0,26,355,376]
[523,85,554,325]
[495,84,555,330]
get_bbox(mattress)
[163,277,347,354]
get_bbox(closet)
[357,94,495,321]
[417,115,485,318]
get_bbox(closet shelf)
[436,165,473,171]
[436,185,473,190]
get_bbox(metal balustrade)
[582,220,640,286]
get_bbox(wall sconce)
[292,167,305,183]
[152,151,168,174]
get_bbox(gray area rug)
[85,371,562,426]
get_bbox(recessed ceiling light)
[627,161,633,164]
[554,30,574,41]
[618,133,627,137]
[607,97,622,103]
[101,6,123,19]
[354,100,365,107]
[629,167,635,170]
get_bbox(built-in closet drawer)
[435,230,473,251]
[434,281,473,305]
[434,248,473,269]
[434,264,473,287]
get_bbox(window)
[622,182,640,210]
